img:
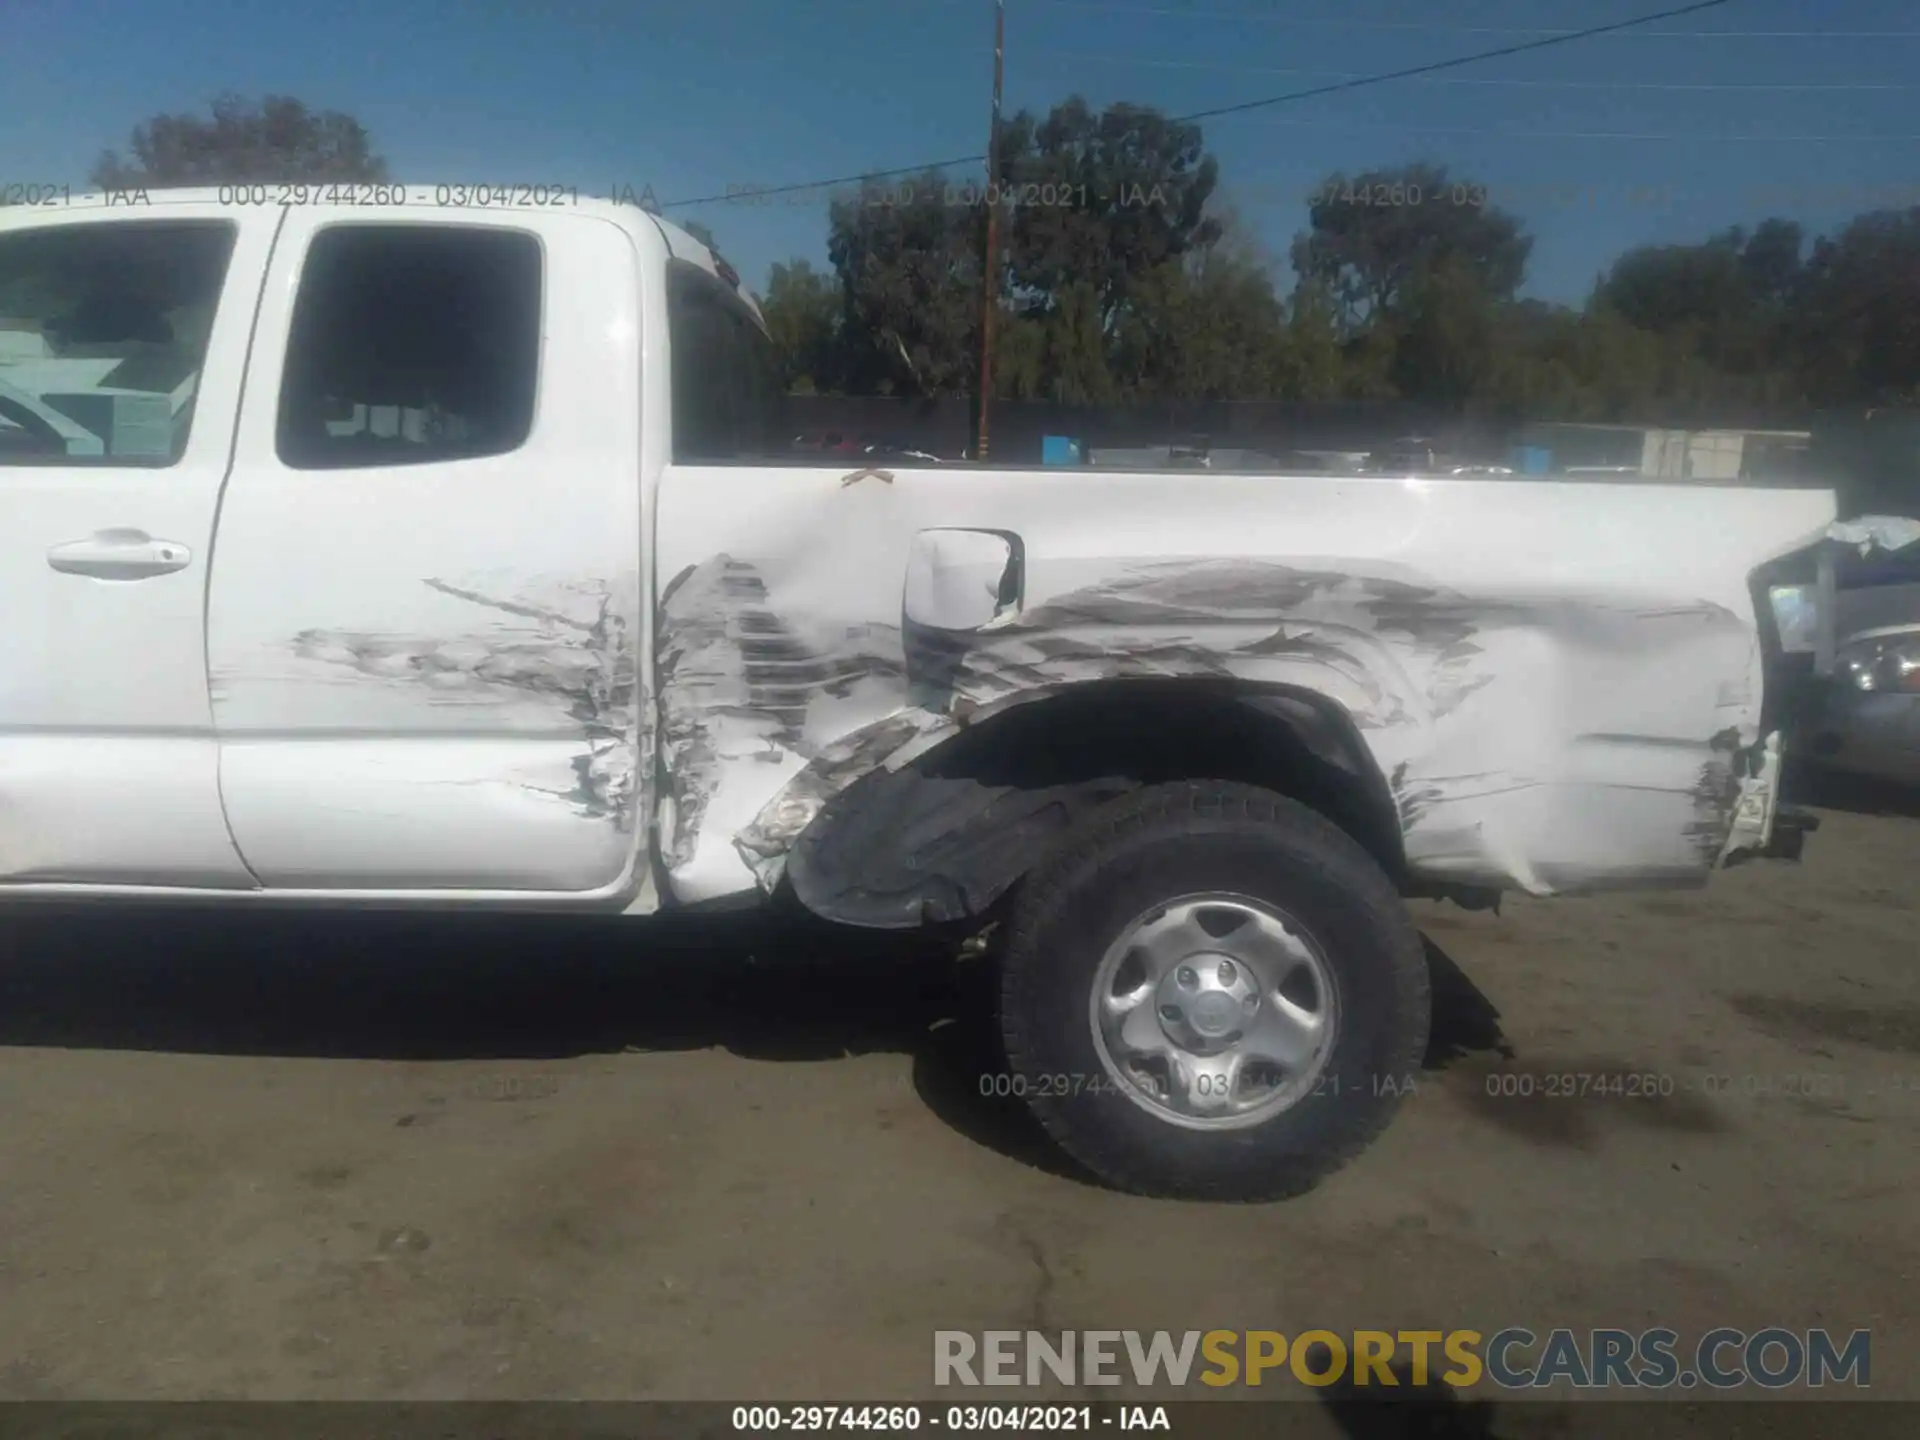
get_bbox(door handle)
[47,528,193,580]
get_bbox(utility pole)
[976,0,1005,463]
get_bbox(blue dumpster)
[1042,435,1083,466]
[1511,445,1552,475]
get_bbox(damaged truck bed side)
[0,195,1869,1200]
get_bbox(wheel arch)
[776,678,1412,929]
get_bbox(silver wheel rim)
[1088,892,1340,1131]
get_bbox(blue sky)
[4,0,1916,304]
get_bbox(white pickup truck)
[0,192,1862,1200]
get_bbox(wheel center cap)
[1155,952,1260,1051]
[1189,991,1240,1037]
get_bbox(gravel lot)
[1,778,1915,1427]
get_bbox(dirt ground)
[0,776,1916,1428]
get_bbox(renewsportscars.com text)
[934,1328,1870,1391]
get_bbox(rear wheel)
[998,780,1430,1201]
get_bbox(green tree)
[818,99,1225,399]
[826,170,983,396]
[1386,255,1506,405]
[760,259,842,393]
[91,94,389,188]
[793,129,1920,414]
[1570,304,1666,418]
[1596,230,1747,336]
[1593,223,1803,385]
[1790,207,1920,405]
[1034,279,1118,404]
[1109,208,1289,400]
[997,97,1222,334]
[1473,302,1587,422]
[1291,163,1531,331]
[1276,284,1349,402]
[1740,218,1807,309]
[994,305,1048,400]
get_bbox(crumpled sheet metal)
[658,552,1756,900]
[1824,515,1920,556]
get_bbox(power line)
[1228,116,1920,145]
[1034,49,1914,90]
[1025,0,1920,40]
[657,0,1741,208]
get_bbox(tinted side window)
[666,261,783,462]
[0,220,236,467]
[667,269,735,462]
[277,225,541,470]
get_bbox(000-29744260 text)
[729,1404,1115,1432]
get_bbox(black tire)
[999,780,1430,1201]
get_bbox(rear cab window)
[276,224,543,469]
[0,220,236,466]
[664,258,784,463]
